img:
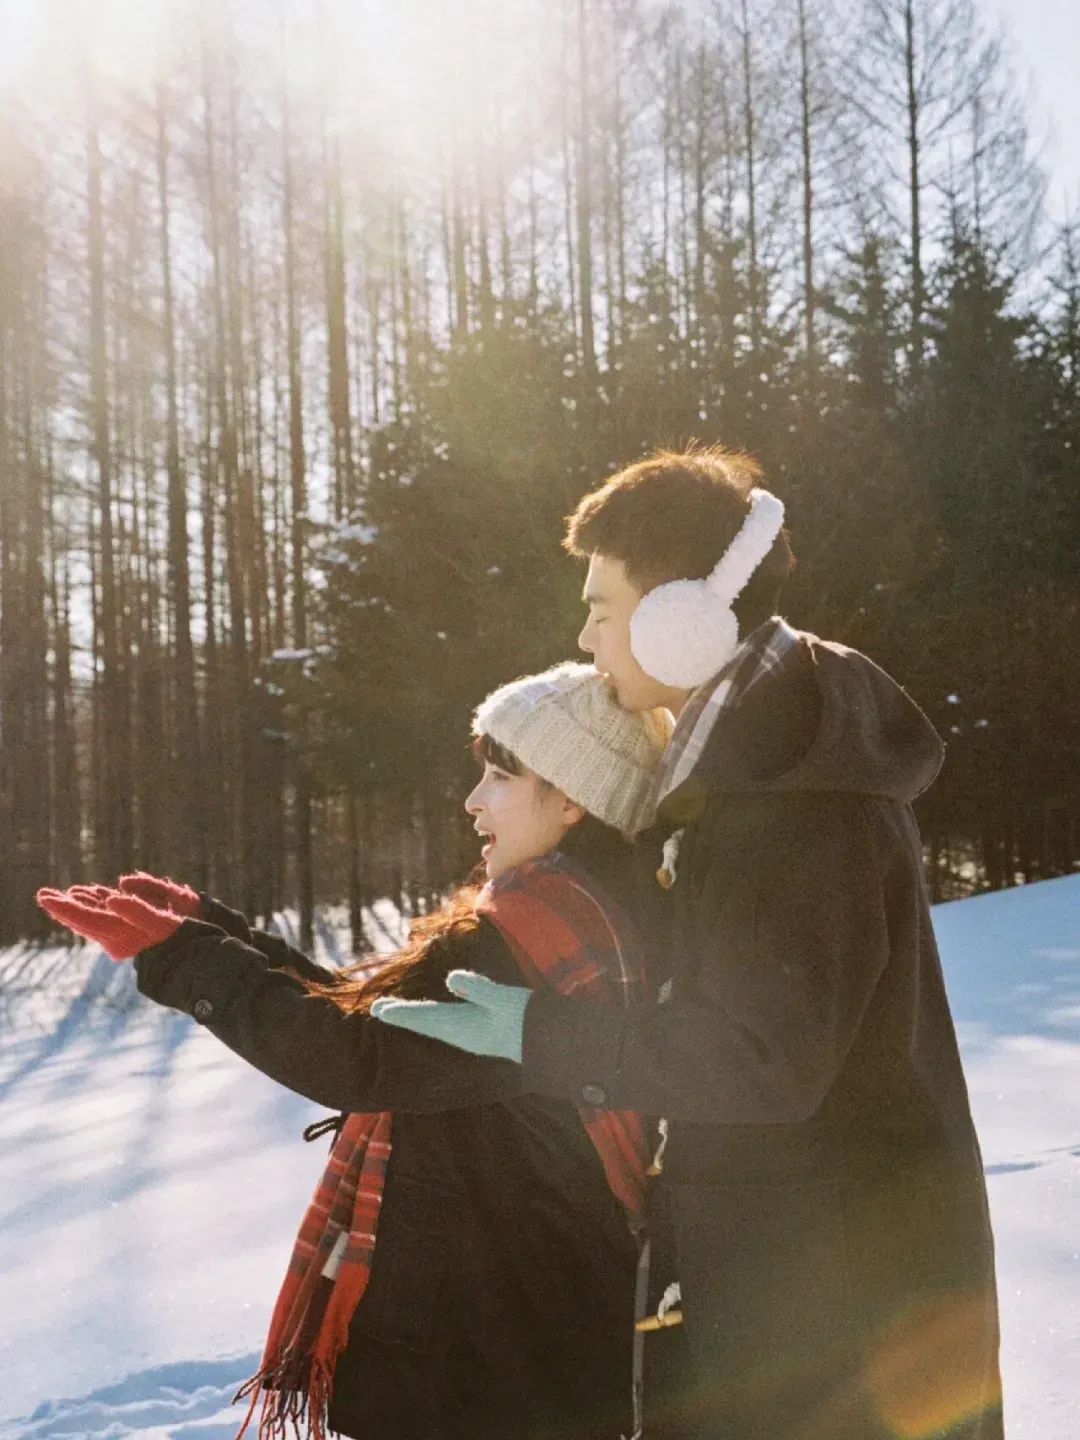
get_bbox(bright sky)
[0,0,1077,214]
[991,0,1080,217]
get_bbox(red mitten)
[117,871,203,919]
[105,892,186,950]
[36,886,182,961]
[67,884,115,909]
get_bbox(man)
[376,445,1003,1439]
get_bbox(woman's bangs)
[472,732,525,775]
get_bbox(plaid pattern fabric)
[235,1111,392,1440]
[477,851,650,1225]
[657,617,799,806]
[237,853,649,1440]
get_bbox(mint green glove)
[371,969,530,1063]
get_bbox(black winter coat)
[521,631,1003,1440]
[135,901,638,1440]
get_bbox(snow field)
[1,880,1077,1437]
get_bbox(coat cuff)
[199,894,251,939]
[521,991,627,1109]
[133,918,236,1020]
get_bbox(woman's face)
[464,759,584,880]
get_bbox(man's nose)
[578,620,594,655]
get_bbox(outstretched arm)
[134,918,523,1114]
[114,872,338,985]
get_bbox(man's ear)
[562,798,588,828]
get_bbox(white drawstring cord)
[657,1281,682,1320]
[657,828,684,889]
[647,1117,670,1177]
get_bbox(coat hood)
[662,630,944,814]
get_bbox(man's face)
[578,554,689,714]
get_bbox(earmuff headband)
[706,489,785,603]
[628,487,785,691]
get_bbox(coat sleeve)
[133,918,523,1114]
[522,793,894,1124]
[199,895,335,985]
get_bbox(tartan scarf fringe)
[234,1110,388,1440]
[235,1238,362,1440]
[234,1351,335,1440]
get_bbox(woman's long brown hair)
[300,881,485,1015]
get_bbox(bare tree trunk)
[227,74,263,915]
[121,170,166,876]
[283,80,314,952]
[270,296,288,652]
[156,78,200,880]
[675,48,693,354]
[0,184,20,936]
[0,188,53,936]
[796,0,817,392]
[903,0,924,384]
[87,75,131,881]
[367,266,382,427]
[198,346,222,893]
[716,63,740,419]
[347,790,364,957]
[693,39,709,391]
[49,549,82,887]
[203,35,252,905]
[397,193,419,399]
[323,124,355,519]
[561,0,578,355]
[739,0,760,355]
[526,137,541,319]
[476,192,497,333]
[601,111,616,376]
[575,0,598,382]
[450,148,470,338]
[388,189,404,415]
[611,2,629,354]
[494,91,513,308]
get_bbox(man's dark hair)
[564,444,796,633]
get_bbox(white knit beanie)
[472,662,672,837]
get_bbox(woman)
[37,662,671,1440]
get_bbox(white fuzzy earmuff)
[629,487,785,689]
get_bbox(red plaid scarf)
[476,853,648,1225]
[236,852,649,1440]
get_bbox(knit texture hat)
[472,662,672,837]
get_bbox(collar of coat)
[657,622,945,828]
[657,617,799,823]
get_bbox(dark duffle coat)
[134,898,637,1440]
[522,631,1004,1440]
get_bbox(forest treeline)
[0,0,1077,952]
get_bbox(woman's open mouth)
[476,828,496,858]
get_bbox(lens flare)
[865,1291,1002,1438]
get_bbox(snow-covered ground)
[0,879,1077,1438]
